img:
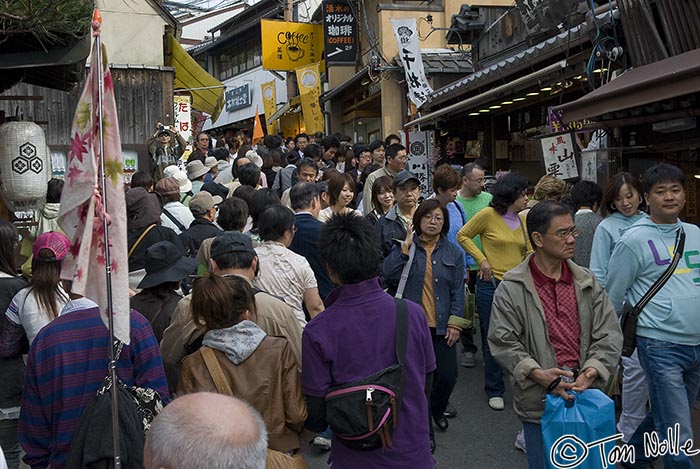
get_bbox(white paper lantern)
[0,121,51,211]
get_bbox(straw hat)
[187,160,210,180]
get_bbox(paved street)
[303,334,527,468]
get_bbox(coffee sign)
[323,1,357,64]
[261,20,323,71]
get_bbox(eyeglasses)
[545,227,579,239]
[425,215,444,223]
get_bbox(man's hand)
[571,367,598,393]
[445,327,460,347]
[529,367,575,400]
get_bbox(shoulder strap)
[201,347,235,396]
[452,200,466,225]
[630,228,686,319]
[393,298,408,365]
[162,208,186,232]
[395,242,416,299]
[518,216,528,259]
[128,224,157,258]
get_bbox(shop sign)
[686,175,697,217]
[174,95,192,145]
[296,63,324,133]
[580,150,597,182]
[407,131,433,198]
[225,84,251,112]
[261,20,323,71]
[261,81,278,134]
[323,1,357,64]
[391,18,433,108]
[548,106,593,133]
[540,133,579,180]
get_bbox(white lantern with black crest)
[0,121,51,211]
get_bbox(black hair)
[46,178,64,203]
[490,173,529,215]
[297,158,319,174]
[232,185,255,207]
[258,205,295,242]
[570,180,603,211]
[212,249,256,271]
[249,189,281,229]
[130,170,153,190]
[642,163,685,194]
[413,198,449,237]
[304,143,321,160]
[212,147,229,161]
[384,134,401,146]
[294,133,309,143]
[316,181,328,195]
[369,140,384,152]
[600,172,643,217]
[360,163,381,185]
[319,213,381,284]
[290,182,320,211]
[0,220,18,276]
[238,162,261,188]
[385,143,406,160]
[526,200,575,248]
[321,135,340,152]
[263,134,282,149]
[217,197,248,231]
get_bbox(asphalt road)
[303,341,527,468]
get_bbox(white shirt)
[254,241,317,327]
[6,285,69,345]
[161,201,195,234]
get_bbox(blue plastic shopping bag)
[541,389,616,469]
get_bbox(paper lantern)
[0,121,50,211]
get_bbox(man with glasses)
[362,143,408,214]
[455,163,492,368]
[188,132,214,164]
[488,200,621,469]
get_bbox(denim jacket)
[380,235,466,335]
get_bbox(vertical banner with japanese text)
[407,131,433,198]
[296,63,325,134]
[174,95,192,145]
[540,133,579,179]
[323,1,357,64]
[391,18,433,108]
[261,81,278,134]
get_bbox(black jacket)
[0,276,28,409]
[289,213,334,300]
[180,218,222,257]
[128,225,185,272]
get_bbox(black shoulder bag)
[620,228,685,357]
[324,298,408,451]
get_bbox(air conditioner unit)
[652,117,697,133]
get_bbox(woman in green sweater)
[457,173,531,411]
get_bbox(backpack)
[65,341,164,469]
[324,298,408,451]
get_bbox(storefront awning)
[552,48,700,124]
[267,96,301,125]
[166,34,225,122]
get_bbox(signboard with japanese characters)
[261,20,323,71]
[407,130,433,198]
[580,150,597,182]
[261,81,278,134]
[540,133,579,180]
[391,18,433,108]
[686,175,697,217]
[322,1,357,64]
[173,95,192,145]
[225,84,251,112]
[296,63,324,134]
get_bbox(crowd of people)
[0,126,698,469]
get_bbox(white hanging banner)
[407,131,432,199]
[391,18,433,108]
[540,133,579,180]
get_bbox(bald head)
[145,392,267,469]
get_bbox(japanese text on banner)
[261,81,278,134]
[174,95,192,145]
[391,18,433,108]
[540,134,579,180]
[296,63,324,134]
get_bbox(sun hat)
[245,150,264,168]
[163,165,180,179]
[171,169,193,193]
[205,156,218,169]
[137,241,198,289]
[154,177,180,197]
[189,191,223,215]
[33,231,70,261]
[187,160,210,180]
[210,232,255,260]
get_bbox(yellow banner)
[261,81,278,134]
[261,20,323,71]
[296,63,324,134]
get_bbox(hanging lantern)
[0,121,50,211]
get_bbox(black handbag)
[620,228,685,357]
[324,298,408,451]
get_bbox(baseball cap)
[189,191,223,215]
[33,231,71,262]
[210,232,255,260]
[392,170,420,188]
